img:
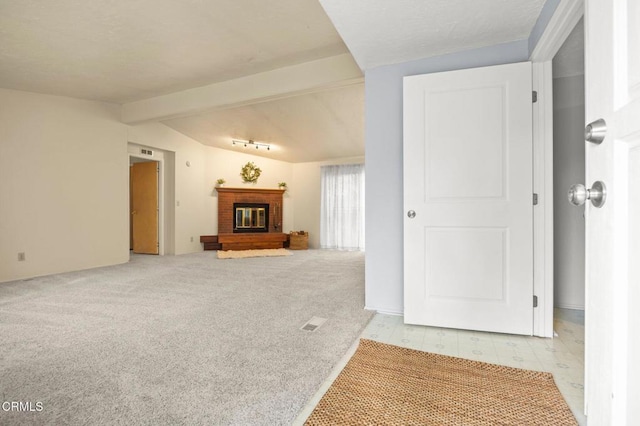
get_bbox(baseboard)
[364,306,403,316]
[554,303,585,311]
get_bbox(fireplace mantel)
[215,187,285,195]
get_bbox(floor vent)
[300,316,327,332]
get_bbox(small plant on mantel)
[216,178,226,187]
[278,182,287,190]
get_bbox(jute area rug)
[305,339,577,426]
[217,248,292,259]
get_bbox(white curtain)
[320,164,365,250]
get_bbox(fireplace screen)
[233,203,269,232]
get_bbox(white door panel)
[584,0,640,423]
[426,87,506,200]
[403,62,533,335]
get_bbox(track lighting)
[232,139,271,151]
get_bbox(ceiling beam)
[121,53,363,124]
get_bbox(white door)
[584,0,640,423]
[403,62,533,335]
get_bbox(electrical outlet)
[190,236,194,242]
[18,252,26,261]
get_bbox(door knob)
[407,210,416,218]
[568,181,607,208]
[585,118,607,144]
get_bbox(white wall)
[292,156,365,248]
[553,75,585,309]
[364,41,530,314]
[0,88,128,282]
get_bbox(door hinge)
[533,295,538,308]
[533,193,538,205]
[532,91,538,103]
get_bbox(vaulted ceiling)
[1,0,557,162]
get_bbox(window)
[320,164,365,250]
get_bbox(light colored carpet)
[217,248,292,259]
[0,249,372,425]
[305,339,578,426]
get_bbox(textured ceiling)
[0,0,348,103]
[163,84,364,163]
[553,18,584,78]
[318,0,547,70]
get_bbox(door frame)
[128,152,165,255]
[529,0,584,338]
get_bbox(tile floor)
[296,308,586,425]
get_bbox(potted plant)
[216,178,226,187]
[278,182,287,190]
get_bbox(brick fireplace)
[216,187,285,233]
[208,187,287,250]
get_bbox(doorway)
[551,15,586,421]
[129,157,159,254]
[552,18,585,313]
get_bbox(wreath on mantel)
[240,161,262,183]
